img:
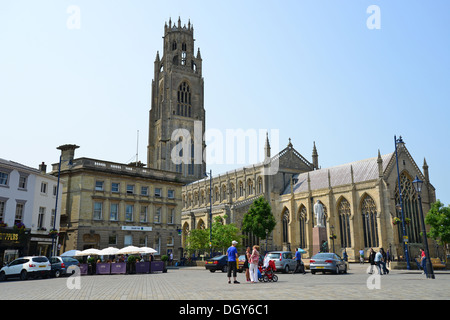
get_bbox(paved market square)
[0,263,448,300]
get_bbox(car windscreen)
[312,253,335,260]
[266,253,280,259]
[32,257,49,263]
[62,257,78,263]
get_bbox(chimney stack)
[39,162,47,174]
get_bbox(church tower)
[147,18,206,183]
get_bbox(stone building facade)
[53,145,184,259]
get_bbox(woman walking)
[249,245,260,283]
[244,247,251,282]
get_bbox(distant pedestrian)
[359,249,365,264]
[294,248,306,274]
[226,240,240,284]
[374,249,383,275]
[368,248,376,274]
[380,248,389,274]
[249,245,260,283]
[386,249,391,268]
[342,248,349,270]
[244,247,251,282]
[420,248,428,276]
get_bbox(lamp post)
[394,135,411,270]
[412,175,435,279]
[330,225,335,253]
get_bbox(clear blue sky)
[1,1,449,205]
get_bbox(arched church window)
[177,82,192,118]
[361,195,379,248]
[172,41,177,51]
[395,172,422,244]
[298,206,307,249]
[282,209,290,243]
[338,197,352,248]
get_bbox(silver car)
[309,253,347,274]
[264,251,297,273]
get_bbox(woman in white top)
[249,245,260,283]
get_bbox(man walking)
[294,248,306,274]
[226,240,240,284]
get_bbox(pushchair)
[258,260,278,282]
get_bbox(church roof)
[282,152,395,195]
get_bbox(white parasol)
[98,247,120,256]
[75,248,101,256]
[116,246,146,255]
[60,249,81,257]
[140,247,157,254]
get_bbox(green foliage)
[185,228,209,255]
[127,255,137,264]
[211,215,242,253]
[242,196,276,240]
[161,255,169,262]
[425,200,450,256]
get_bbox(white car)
[0,256,51,281]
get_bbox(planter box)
[136,261,150,274]
[79,264,88,275]
[110,262,126,274]
[96,263,111,275]
[150,261,164,273]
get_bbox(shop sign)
[121,226,152,232]
[0,232,20,243]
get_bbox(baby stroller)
[258,260,278,282]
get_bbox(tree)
[242,196,276,240]
[184,228,209,256]
[211,215,242,254]
[425,200,450,261]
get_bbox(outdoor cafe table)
[110,262,126,274]
[135,261,150,274]
[96,262,111,275]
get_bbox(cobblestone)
[0,264,448,300]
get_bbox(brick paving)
[0,263,448,300]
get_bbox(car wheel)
[335,266,340,274]
[311,270,316,275]
[20,270,28,281]
[0,271,6,281]
[284,265,290,274]
[209,270,216,273]
[54,270,61,278]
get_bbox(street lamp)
[394,135,411,270]
[205,170,212,258]
[330,225,335,253]
[412,175,435,279]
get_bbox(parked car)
[309,253,347,274]
[50,256,80,277]
[0,256,51,281]
[264,251,297,273]
[238,255,246,272]
[205,255,228,273]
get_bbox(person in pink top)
[249,245,260,283]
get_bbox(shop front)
[0,227,31,266]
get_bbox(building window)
[109,235,117,245]
[298,206,307,249]
[395,172,422,244]
[18,175,27,189]
[110,203,119,221]
[361,195,378,248]
[141,186,149,196]
[168,208,175,224]
[15,203,24,225]
[93,202,103,220]
[50,209,55,229]
[124,235,133,246]
[282,209,290,243]
[247,179,253,195]
[111,182,120,193]
[125,205,134,222]
[167,236,174,247]
[95,181,104,191]
[140,206,148,223]
[40,182,47,194]
[126,185,135,194]
[38,207,45,229]
[176,82,191,117]
[154,207,161,224]
[239,181,244,197]
[257,177,263,194]
[0,200,5,222]
[155,188,162,197]
[0,172,9,186]
[168,189,175,199]
[338,198,352,248]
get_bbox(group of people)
[366,248,390,275]
[226,241,262,284]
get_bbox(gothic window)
[282,209,290,243]
[395,172,422,244]
[222,185,227,201]
[197,219,205,230]
[361,194,379,248]
[338,197,352,248]
[257,177,263,194]
[172,41,177,51]
[177,82,191,118]
[239,181,244,197]
[215,187,219,203]
[298,206,307,249]
[181,43,187,65]
[247,179,253,195]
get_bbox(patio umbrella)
[116,246,145,255]
[75,248,101,256]
[98,247,120,256]
[61,249,81,257]
[140,247,157,254]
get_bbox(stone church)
[146,18,437,262]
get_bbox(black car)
[205,255,229,273]
[50,256,80,278]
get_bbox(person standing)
[359,249,365,264]
[374,249,383,275]
[368,248,376,274]
[420,248,428,277]
[244,247,251,282]
[226,240,240,284]
[294,248,306,274]
[249,245,260,283]
[342,248,349,270]
[380,248,389,274]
